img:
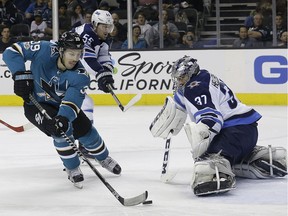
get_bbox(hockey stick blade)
[81,157,148,206]
[120,191,148,206]
[160,170,178,183]
[29,94,148,206]
[0,119,34,132]
[123,93,142,112]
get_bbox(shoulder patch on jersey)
[50,45,58,57]
[210,74,220,88]
[23,42,30,50]
[188,81,201,89]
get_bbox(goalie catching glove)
[150,96,187,139]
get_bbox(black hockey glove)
[13,71,34,102]
[46,115,70,137]
[97,72,114,93]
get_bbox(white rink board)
[0,49,287,95]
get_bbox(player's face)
[176,74,189,87]
[62,49,82,69]
[96,23,114,40]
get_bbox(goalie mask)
[171,56,200,91]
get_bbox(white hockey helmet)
[171,55,200,90]
[91,9,114,33]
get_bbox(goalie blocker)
[150,96,187,139]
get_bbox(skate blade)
[195,187,234,196]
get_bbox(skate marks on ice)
[0,106,287,216]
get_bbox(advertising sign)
[0,49,287,105]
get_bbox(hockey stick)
[0,119,35,132]
[28,94,148,206]
[160,131,178,183]
[107,85,142,112]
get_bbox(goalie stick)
[0,119,34,132]
[29,94,148,206]
[107,85,142,112]
[160,131,178,183]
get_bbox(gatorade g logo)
[254,55,288,84]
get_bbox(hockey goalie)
[150,55,287,196]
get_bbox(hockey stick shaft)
[108,85,124,111]
[29,94,148,206]
[107,85,142,112]
[161,137,171,175]
[0,119,34,132]
[160,131,177,182]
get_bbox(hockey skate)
[66,167,84,189]
[191,153,236,196]
[99,156,122,175]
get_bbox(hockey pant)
[24,103,109,170]
[206,122,259,165]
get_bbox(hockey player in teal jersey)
[3,32,121,187]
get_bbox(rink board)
[0,49,287,106]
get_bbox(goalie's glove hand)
[97,72,114,93]
[46,115,70,137]
[13,71,34,102]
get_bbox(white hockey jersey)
[73,23,113,77]
[174,70,262,135]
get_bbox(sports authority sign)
[0,49,287,95]
[97,49,287,94]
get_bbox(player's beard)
[64,60,77,70]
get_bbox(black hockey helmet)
[58,31,84,50]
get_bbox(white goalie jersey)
[174,70,262,136]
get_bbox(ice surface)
[0,105,287,216]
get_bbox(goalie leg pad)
[150,96,187,139]
[233,145,287,179]
[191,153,236,196]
